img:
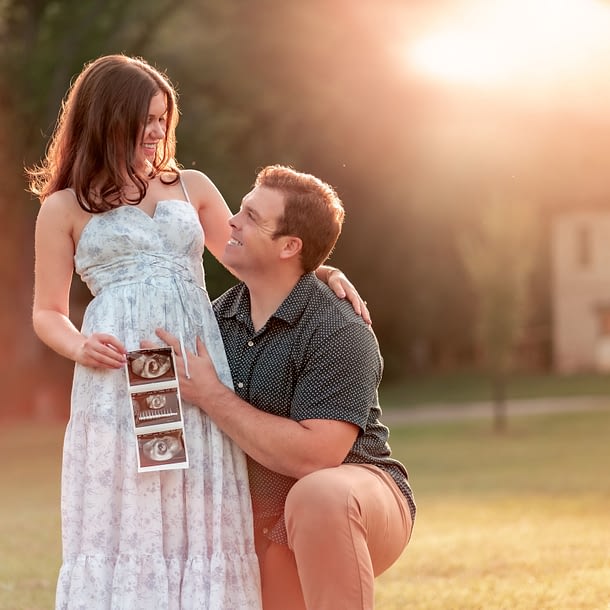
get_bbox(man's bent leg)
[285,464,412,610]
[255,526,307,610]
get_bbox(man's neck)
[246,270,302,332]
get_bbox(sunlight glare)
[406,0,610,95]
[411,32,509,85]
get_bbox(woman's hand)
[76,333,127,369]
[318,266,371,325]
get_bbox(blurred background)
[3,0,610,422]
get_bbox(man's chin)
[221,250,242,271]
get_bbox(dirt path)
[381,395,610,424]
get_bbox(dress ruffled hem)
[56,551,262,610]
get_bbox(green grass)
[1,424,62,610]
[2,410,610,609]
[376,410,610,610]
[379,370,610,407]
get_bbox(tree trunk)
[491,371,508,433]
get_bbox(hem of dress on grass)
[55,551,262,610]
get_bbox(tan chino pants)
[255,464,413,610]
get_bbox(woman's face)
[135,91,167,170]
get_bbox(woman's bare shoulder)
[179,169,227,210]
[180,168,218,190]
[37,189,90,233]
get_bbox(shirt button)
[247,340,254,347]
[262,528,269,534]
[237,382,244,388]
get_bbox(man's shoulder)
[310,277,364,315]
[306,279,375,336]
[300,281,381,368]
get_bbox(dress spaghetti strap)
[178,172,192,203]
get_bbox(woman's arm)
[183,169,233,263]
[33,192,126,368]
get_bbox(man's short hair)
[255,165,345,272]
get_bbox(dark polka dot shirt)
[214,272,416,545]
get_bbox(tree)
[458,194,537,432]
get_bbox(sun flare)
[406,0,610,96]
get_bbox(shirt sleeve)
[290,321,383,430]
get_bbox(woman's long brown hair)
[27,54,180,213]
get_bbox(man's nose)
[229,212,240,228]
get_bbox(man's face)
[222,185,287,276]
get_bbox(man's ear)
[279,236,303,260]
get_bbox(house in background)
[551,205,610,373]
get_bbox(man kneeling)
[158,165,416,610]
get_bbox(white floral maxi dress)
[56,194,262,609]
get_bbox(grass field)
[2,408,609,609]
[375,410,610,609]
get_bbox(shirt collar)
[220,272,318,328]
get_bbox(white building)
[551,205,610,373]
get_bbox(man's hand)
[153,328,222,407]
